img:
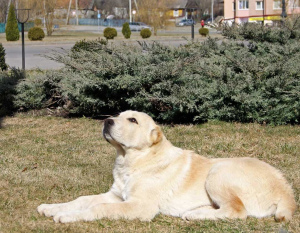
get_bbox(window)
[273,0,282,9]
[239,0,249,9]
[256,1,264,10]
[173,10,179,17]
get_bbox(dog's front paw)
[53,212,78,223]
[53,210,94,223]
[37,204,62,217]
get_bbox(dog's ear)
[150,126,163,145]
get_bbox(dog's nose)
[105,119,114,127]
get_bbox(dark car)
[204,18,212,25]
[175,19,195,27]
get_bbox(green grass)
[0,114,299,232]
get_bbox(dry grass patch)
[0,114,299,232]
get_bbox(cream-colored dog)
[37,110,296,223]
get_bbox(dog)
[37,110,296,223]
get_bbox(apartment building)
[224,0,300,24]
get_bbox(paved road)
[3,25,217,70]
[4,40,191,70]
[5,43,73,70]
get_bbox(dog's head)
[103,111,163,151]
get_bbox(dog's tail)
[275,187,296,222]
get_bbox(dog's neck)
[115,136,178,168]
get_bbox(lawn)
[0,113,299,232]
[0,24,222,45]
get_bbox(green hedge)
[0,43,7,71]
[199,28,209,37]
[0,69,24,117]
[28,27,45,41]
[5,4,19,41]
[122,22,131,39]
[14,37,300,125]
[221,20,300,44]
[140,28,152,38]
[103,27,117,39]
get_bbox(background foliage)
[199,27,209,37]
[5,4,19,42]
[0,69,24,117]
[28,27,45,41]
[221,17,300,44]
[0,43,7,71]
[122,22,131,39]
[8,22,300,125]
[140,28,152,38]
[14,37,300,125]
[103,27,117,39]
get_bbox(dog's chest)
[112,160,133,200]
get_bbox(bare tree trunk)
[6,0,12,22]
[66,0,72,25]
[75,0,78,25]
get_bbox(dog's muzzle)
[103,118,114,140]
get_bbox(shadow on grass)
[0,68,24,128]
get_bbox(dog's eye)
[128,118,138,124]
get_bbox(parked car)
[204,18,212,25]
[175,19,195,27]
[129,22,152,31]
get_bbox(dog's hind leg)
[182,163,248,221]
[182,194,247,220]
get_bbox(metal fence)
[69,18,128,27]
[0,23,5,33]
[0,22,34,33]
[0,19,126,33]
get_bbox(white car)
[129,22,152,31]
[176,19,195,27]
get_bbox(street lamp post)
[262,0,265,25]
[191,9,195,40]
[211,0,214,24]
[281,0,287,19]
[15,9,30,70]
[132,10,136,22]
[129,0,132,22]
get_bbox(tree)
[122,22,131,39]
[0,0,9,23]
[5,3,19,41]
[94,0,129,18]
[45,0,55,36]
[136,0,175,36]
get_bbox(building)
[167,0,200,21]
[224,0,300,24]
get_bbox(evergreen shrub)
[222,18,300,44]
[103,27,117,39]
[140,28,152,38]
[71,38,107,52]
[0,68,24,117]
[0,43,7,71]
[199,28,209,37]
[5,4,19,41]
[14,38,300,125]
[122,22,131,39]
[28,27,45,41]
[34,18,42,27]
